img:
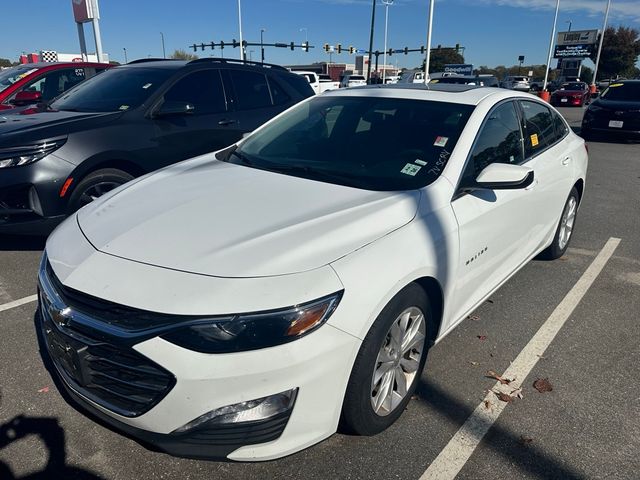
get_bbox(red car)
[0,62,110,110]
[550,81,591,107]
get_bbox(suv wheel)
[67,168,134,213]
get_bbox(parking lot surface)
[1,107,639,479]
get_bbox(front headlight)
[162,291,343,353]
[0,137,67,168]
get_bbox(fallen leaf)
[469,361,479,366]
[489,353,494,357]
[493,390,513,403]
[510,387,524,399]
[484,399,492,410]
[537,355,547,359]
[477,335,487,341]
[485,299,494,304]
[486,370,512,385]
[519,436,534,445]
[468,315,481,321]
[37,386,49,393]
[533,378,553,393]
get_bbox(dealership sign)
[556,30,598,46]
[554,44,595,58]
[72,0,99,23]
[444,64,473,75]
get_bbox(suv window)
[267,77,290,106]
[164,69,227,114]
[230,70,272,110]
[461,101,523,185]
[520,100,556,156]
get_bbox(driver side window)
[460,101,524,187]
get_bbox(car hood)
[0,109,121,145]
[77,155,420,278]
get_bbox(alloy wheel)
[558,196,577,250]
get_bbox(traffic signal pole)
[366,0,376,83]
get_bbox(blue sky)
[1,0,638,69]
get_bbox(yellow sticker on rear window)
[609,83,623,87]
[531,133,539,147]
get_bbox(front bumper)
[0,153,73,234]
[38,234,361,460]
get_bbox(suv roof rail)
[127,58,174,65]
[187,57,288,72]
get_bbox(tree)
[170,49,199,61]
[418,48,464,73]
[590,26,640,80]
[0,58,14,68]
[580,65,594,84]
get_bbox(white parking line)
[0,294,38,313]
[420,237,621,480]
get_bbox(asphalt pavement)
[0,105,639,480]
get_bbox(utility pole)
[160,32,166,58]
[366,0,376,83]
[123,47,127,63]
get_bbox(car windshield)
[0,66,39,91]
[50,67,174,112]
[562,83,585,91]
[221,95,474,191]
[600,82,640,102]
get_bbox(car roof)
[322,83,535,106]
[10,62,107,69]
[121,58,292,74]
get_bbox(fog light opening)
[172,388,298,434]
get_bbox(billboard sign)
[554,44,594,58]
[444,64,473,75]
[72,0,99,23]
[556,30,598,46]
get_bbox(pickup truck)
[293,71,339,94]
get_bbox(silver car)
[502,76,530,92]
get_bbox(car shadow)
[414,379,584,479]
[0,415,106,480]
[0,235,46,252]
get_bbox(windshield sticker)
[142,83,153,89]
[119,105,130,111]
[414,159,427,166]
[401,163,422,176]
[434,136,449,147]
[609,83,623,87]
[530,133,539,147]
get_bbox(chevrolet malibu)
[38,84,587,461]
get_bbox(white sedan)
[38,84,587,461]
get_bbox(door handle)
[562,156,571,166]
[218,119,238,126]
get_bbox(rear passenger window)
[520,101,556,156]
[552,110,568,140]
[230,70,272,110]
[267,77,290,106]
[164,70,227,114]
[462,102,523,185]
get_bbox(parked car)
[0,58,313,234]
[550,82,590,107]
[431,75,499,87]
[529,78,545,92]
[581,79,640,140]
[0,62,109,110]
[318,74,341,91]
[501,76,530,92]
[340,74,367,88]
[293,71,339,94]
[38,83,587,461]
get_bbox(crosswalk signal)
[324,43,330,52]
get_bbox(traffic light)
[349,46,354,54]
[324,43,330,52]
[420,46,425,54]
[404,47,409,55]
[232,39,239,48]
[388,48,392,56]
[290,42,295,51]
[200,43,205,51]
[191,44,197,52]
[220,40,225,50]
[303,41,309,52]
[455,43,460,52]
[337,44,342,54]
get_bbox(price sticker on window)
[530,133,539,147]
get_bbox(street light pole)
[542,0,560,92]
[160,32,166,58]
[423,0,435,82]
[592,0,611,90]
[260,28,266,63]
[123,47,127,63]
[237,0,245,60]
[366,0,376,83]
[382,0,393,83]
[299,27,308,44]
[566,20,572,32]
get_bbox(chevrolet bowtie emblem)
[51,306,72,328]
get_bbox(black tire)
[541,187,580,260]
[67,168,134,214]
[341,283,431,435]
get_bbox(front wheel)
[67,168,134,213]
[341,284,430,435]
[541,187,579,260]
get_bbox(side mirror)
[155,101,195,117]
[475,163,534,190]
[10,90,42,105]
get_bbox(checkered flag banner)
[41,51,59,63]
